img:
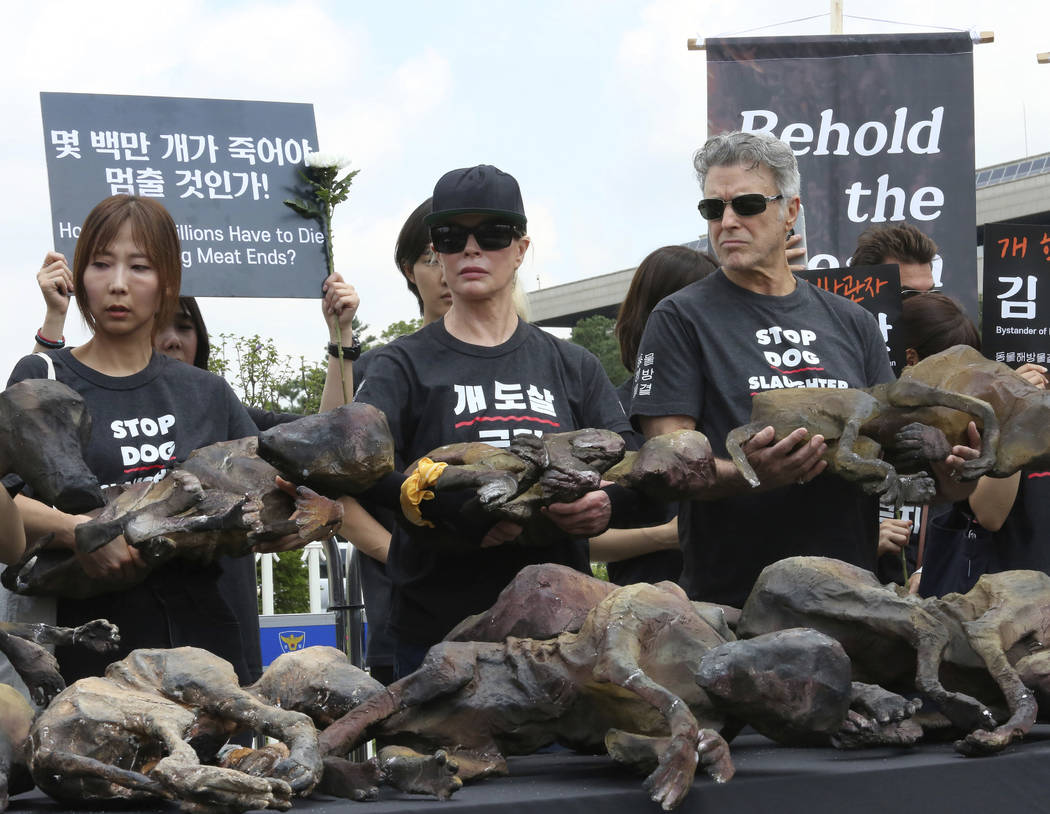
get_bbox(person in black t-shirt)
[886,293,1050,595]
[34,258,357,432]
[346,166,633,675]
[321,198,451,685]
[28,227,360,688]
[7,195,268,685]
[593,245,716,586]
[632,132,981,609]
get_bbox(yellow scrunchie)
[400,457,449,528]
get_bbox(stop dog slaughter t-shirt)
[631,270,895,608]
[8,348,256,489]
[6,347,261,685]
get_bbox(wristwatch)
[327,336,362,361]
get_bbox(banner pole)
[689,31,997,51]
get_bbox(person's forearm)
[967,472,1021,532]
[319,350,355,412]
[13,494,80,551]
[0,492,26,565]
[37,308,68,351]
[337,496,391,563]
[589,518,678,562]
[319,273,359,412]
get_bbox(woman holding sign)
[6,194,267,685]
[34,264,359,432]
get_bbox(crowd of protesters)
[0,130,1040,700]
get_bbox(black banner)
[707,33,977,319]
[981,222,1050,364]
[41,92,322,298]
[800,263,905,373]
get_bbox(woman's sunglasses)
[697,194,783,221]
[430,222,521,254]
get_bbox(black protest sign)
[981,222,1050,364]
[41,92,324,298]
[707,33,977,319]
[799,264,905,373]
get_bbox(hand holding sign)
[38,251,74,313]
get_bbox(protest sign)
[800,263,905,373]
[981,222,1050,364]
[41,92,323,297]
[707,33,977,318]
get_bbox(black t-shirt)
[631,271,894,608]
[921,470,1050,595]
[989,469,1050,574]
[355,318,631,645]
[7,349,261,683]
[347,348,396,672]
[605,378,682,586]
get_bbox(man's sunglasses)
[430,222,522,254]
[900,284,943,299]
[697,194,783,221]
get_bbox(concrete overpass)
[528,152,1050,328]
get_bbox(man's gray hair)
[694,131,801,200]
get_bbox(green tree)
[211,333,327,614]
[209,316,379,414]
[209,332,330,413]
[258,552,310,614]
[273,356,328,415]
[214,327,389,613]
[570,315,630,386]
[376,318,423,346]
[353,316,379,353]
[209,333,294,409]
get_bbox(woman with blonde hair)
[349,165,637,676]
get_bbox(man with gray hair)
[631,131,940,607]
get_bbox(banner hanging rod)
[687,30,994,51]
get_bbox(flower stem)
[895,504,909,584]
[320,206,348,404]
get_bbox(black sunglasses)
[900,284,944,299]
[430,222,521,254]
[697,193,783,221]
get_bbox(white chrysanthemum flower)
[305,151,351,169]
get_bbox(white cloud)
[615,0,708,155]
[186,2,365,97]
[320,47,452,166]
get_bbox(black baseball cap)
[423,164,527,227]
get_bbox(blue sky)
[1,0,1047,385]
